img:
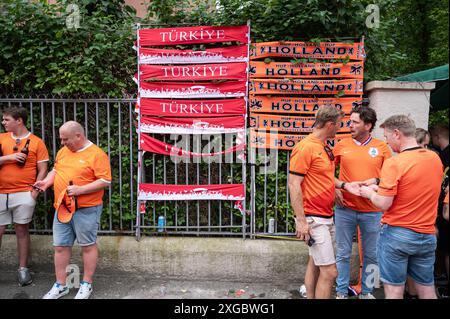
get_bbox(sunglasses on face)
[13,139,20,152]
[324,145,335,161]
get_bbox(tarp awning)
[392,64,449,108]
[392,64,449,82]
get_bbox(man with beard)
[333,106,391,299]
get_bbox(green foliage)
[429,109,449,128]
[1,0,448,93]
[0,0,136,96]
[145,0,448,82]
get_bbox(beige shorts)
[307,217,336,266]
[0,191,36,225]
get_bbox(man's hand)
[360,185,376,199]
[295,217,310,242]
[335,189,344,207]
[6,153,27,164]
[31,189,40,200]
[360,178,378,186]
[344,182,362,196]
[33,180,50,192]
[67,184,83,197]
[443,204,449,222]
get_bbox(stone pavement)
[0,267,385,299]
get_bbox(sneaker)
[359,293,376,299]
[437,287,449,299]
[404,291,418,299]
[43,283,69,299]
[17,267,32,286]
[336,293,348,299]
[298,284,307,298]
[74,281,93,299]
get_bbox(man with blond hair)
[360,115,442,299]
[34,121,111,299]
[289,106,360,299]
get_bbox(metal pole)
[242,19,251,238]
[135,23,142,241]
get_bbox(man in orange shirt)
[34,121,111,299]
[333,106,391,299]
[360,115,442,299]
[289,106,360,299]
[0,107,49,286]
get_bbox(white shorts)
[307,217,336,266]
[0,191,36,225]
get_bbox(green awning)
[392,64,449,108]
[393,64,449,82]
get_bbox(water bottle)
[268,218,275,234]
[157,216,165,232]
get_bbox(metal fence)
[0,96,137,235]
[136,133,247,238]
[0,96,255,237]
[250,147,295,237]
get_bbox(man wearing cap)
[0,107,49,286]
[34,121,111,299]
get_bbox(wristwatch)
[375,178,380,185]
[341,182,346,190]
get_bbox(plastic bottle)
[268,218,275,234]
[157,216,165,232]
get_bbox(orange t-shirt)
[53,142,111,208]
[333,136,391,212]
[289,134,335,218]
[0,132,49,193]
[378,147,443,234]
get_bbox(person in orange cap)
[34,121,111,299]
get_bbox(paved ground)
[0,267,385,299]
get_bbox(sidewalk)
[0,234,383,299]
[0,268,304,299]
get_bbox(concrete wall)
[366,81,436,140]
[0,235,359,283]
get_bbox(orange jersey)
[0,132,49,193]
[334,137,391,212]
[289,134,335,217]
[378,147,442,234]
[53,142,111,208]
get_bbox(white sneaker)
[359,293,376,299]
[298,284,307,298]
[336,293,348,299]
[74,281,93,299]
[43,283,69,299]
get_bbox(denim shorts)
[377,224,437,286]
[53,205,103,247]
